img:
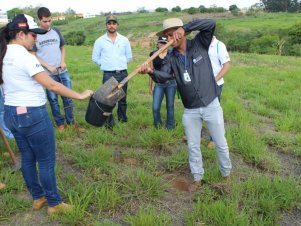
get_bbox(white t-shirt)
[208,37,230,86]
[2,44,46,106]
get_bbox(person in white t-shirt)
[0,14,93,215]
[207,36,230,149]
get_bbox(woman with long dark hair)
[0,14,93,214]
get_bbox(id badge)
[183,71,191,82]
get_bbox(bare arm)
[60,45,67,71]
[215,62,230,82]
[32,52,58,75]
[33,71,93,100]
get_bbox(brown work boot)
[47,202,73,215]
[72,123,85,133]
[0,182,6,190]
[57,124,65,132]
[188,181,201,192]
[223,175,231,182]
[33,196,47,210]
[207,141,215,149]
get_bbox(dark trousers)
[102,70,128,127]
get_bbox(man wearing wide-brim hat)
[139,17,232,192]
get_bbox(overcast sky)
[1,0,260,13]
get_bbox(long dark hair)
[0,24,18,84]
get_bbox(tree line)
[261,0,301,12]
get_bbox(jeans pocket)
[17,112,33,128]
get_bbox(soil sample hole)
[172,178,190,192]
[123,157,138,165]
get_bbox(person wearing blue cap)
[149,36,176,129]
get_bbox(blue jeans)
[152,80,176,129]
[46,70,74,126]
[182,98,232,181]
[103,71,128,127]
[4,105,62,206]
[0,91,13,139]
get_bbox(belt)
[103,70,127,74]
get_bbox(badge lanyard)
[182,49,191,83]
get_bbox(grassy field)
[56,12,301,45]
[1,12,301,226]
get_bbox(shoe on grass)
[207,141,215,149]
[48,202,73,215]
[33,196,47,210]
[57,124,66,132]
[72,122,85,133]
[223,175,231,182]
[0,183,6,190]
[188,181,201,192]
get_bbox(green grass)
[1,12,301,225]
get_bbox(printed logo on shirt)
[38,38,59,48]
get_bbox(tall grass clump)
[228,126,280,171]
[119,168,166,199]
[231,176,301,225]
[124,207,172,226]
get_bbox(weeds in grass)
[1,21,301,225]
[71,145,114,174]
[124,206,172,226]
[232,176,301,225]
[0,193,30,218]
[93,181,121,211]
[56,184,94,225]
[186,199,249,226]
[228,126,280,171]
[163,148,188,172]
[119,168,166,199]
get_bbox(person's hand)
[149,88,153,96]
[173,27,185,42]
[47,65,58,74]
[60,62,67,71]
[79,90,94,100]
[138,63,153,74]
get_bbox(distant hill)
[56,11,301,48]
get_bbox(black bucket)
[85,97,115,127]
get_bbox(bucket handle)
[93,99,112,116]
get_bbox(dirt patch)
[123,157,138,165]
[273,147,301,177]
[161,174,196,225]
[171,176,190,192]
[280,207,301,226]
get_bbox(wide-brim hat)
[156,18,183,36]
[8,14,47,34]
